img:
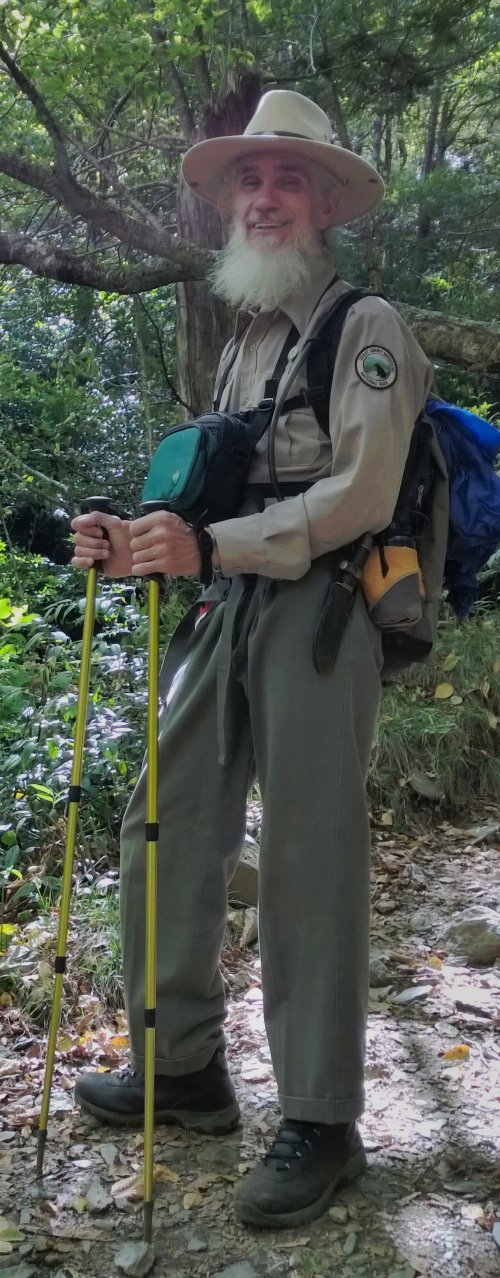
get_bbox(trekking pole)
[139,499,170,1244]
[37,497,115,1177]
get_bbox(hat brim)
[181,135,385,225]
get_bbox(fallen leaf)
[0,1062,19,1078]
[109,1035,129,1050]
[183,1190,204,1210]
[476,1211,496,1231]
[443,652,458,671]
[111,1164,179,1201]
[435,682,454,699]
[428,956,443,969]
[0,1227,25,1242]
[442,1044,470,1062]
[409,770,442,800]
[72,1196,87,1214]
[486,712,498,729]
[57,1035,79,1052]
[276,1237,310,1248]
[461,1202,484,1222]
[0,1242,13,1255]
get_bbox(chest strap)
[247,480,313,500]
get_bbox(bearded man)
[71,91,433,1227]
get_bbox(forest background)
[0,0,499,935]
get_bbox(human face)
[232,153,338,250]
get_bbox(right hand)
[70,512,133,577]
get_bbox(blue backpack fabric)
[426,401,500,616]
[302,291,500,623]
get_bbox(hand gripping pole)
[139,499,170,1244]
[36,497,115,1177]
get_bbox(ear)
[317,190,340,230]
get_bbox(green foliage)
[0,279,179,532]
[0,543,193,914]
[370,607,500,821]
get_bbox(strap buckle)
[256,397,275,412]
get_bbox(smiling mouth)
[250,222,291,231]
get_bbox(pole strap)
[145,822,159,842]
[67,785,81,804]
[144,1009,156,1028]
[54,956,67,974]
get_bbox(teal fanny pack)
[142,405,275,526]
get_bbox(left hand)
[129,510,201,577]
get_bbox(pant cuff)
[279,1090,365,1124]
[131,1034,225,1078]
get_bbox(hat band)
[250,129,333,143]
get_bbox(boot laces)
[264,1123,322,1172]
[116,1066,139,1083]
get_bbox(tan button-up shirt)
[210,272,433,579]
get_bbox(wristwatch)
[197,526,216,587]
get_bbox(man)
[71,90,433,1228]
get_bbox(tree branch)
[0,231,212,292]
[396,303,500,371]
[193,26,213,103]
[0,41,71,179]
[0,148,209,271]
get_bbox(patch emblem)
[355,346,397,389]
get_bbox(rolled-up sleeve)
[211,298,434,580]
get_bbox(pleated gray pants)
[120,559,382,1123]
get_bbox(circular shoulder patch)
[355,346,397,390]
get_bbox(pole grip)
[82,496,116,516]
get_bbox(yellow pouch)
[362,544,424,630]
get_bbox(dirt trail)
[0,818,499,1278]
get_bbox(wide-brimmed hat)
[181,89,385,225]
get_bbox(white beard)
[210,221,333,310]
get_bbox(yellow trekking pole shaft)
[37,497,114,1178]
[140,501,168,1245]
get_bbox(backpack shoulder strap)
[213,338,241,412]
[304,288,385,436]
[213,322,300,414]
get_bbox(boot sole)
[233,1147,367,1228]
[76,1095,241,1136]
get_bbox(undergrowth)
[369,606,500,823]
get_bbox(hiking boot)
[233,1119,366,1227]
[75,1047,240,1135]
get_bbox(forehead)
[231,153,311,182]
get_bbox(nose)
[254,177,279,210]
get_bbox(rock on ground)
[443,905,500,963]
[114,1241,155,1277]
[211,1265,259,1278]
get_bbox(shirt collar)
[232,268,345,340]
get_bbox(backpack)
[275,288,500,672]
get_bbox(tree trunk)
[176,71,261,418]
[383,114,393,184]
[372,115,383,171]
[419,86,441,239]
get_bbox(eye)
[280,175,303,190]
